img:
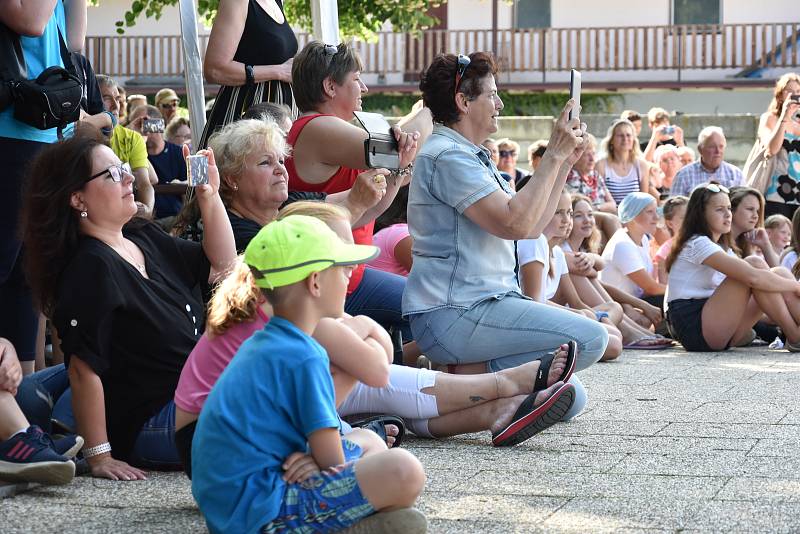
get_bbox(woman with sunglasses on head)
[406,51,607,433]
[285,41,432,356]
[198,0,298,148]
[18,126,236,481]
[666,183,800,352]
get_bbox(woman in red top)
[286,41,432,351]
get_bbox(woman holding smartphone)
[666,183,800,352]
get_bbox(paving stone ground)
[3,346,800,533]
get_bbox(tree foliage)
[113,0,442,40]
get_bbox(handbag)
[6,27,81,137]
[742,138,776,194]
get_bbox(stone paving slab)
[3,346,800,533]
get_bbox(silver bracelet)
[83,442,112,458]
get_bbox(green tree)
[113,0,441,40]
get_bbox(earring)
[80,210,88,218]
[232,184,239,191]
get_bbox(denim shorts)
[667,298,717,352]
[262,440,374,533]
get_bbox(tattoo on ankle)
[470,395,485,403]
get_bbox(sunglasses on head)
[454,54,471,98]
[323,44,338,65]
[499,150,516,158]
[704,183,730,194]
[88,162,132,183]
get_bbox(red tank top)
[287,114,373,292]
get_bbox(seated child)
[191,215,427,533]
[780,209,800,272]
[654,196,688,284]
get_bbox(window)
[672,0,721,25]
[516,0,551,29]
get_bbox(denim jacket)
[402,125,520,316]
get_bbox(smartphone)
[353,111,401,171]
[142,118,165,134]
[569,69,581,121]
[186,154,209,187]
[663,125,676,135]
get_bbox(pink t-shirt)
[174,307,268,414]
[368,223,411,277]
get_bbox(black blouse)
[54,222,211,460]
[233,0,297,67]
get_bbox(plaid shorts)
[262,440,375,534]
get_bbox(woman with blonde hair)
[595,119,657,205]
[174,201,578,475]
[759,72,800,219]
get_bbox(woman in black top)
[20,127,236,481]
[198,0,298,149]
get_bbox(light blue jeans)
[409,293,608,420]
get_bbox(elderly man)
[670,126,744,197]
[96,74,156,218]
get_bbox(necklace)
[119,239,147,276]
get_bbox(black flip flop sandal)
[533,340,578,392]
[350,415,406,448]
[491,382,575,447]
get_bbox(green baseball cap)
[244,215,380,289]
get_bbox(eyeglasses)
[499,150,517,158]
[454,54,471,97]
[704,183,730,194]
[323,44,338,66]
[160,102,178,109]
[88,162,132,183]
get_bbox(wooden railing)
[85,22,799,80]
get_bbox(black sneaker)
[0,426,75,485]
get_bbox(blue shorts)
[262,440,375,533]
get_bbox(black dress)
[198,0,298,148]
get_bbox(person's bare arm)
[463,101,584,240]
[706,252,800,294]
[192,146,237,282]
[602,281,662,324]
[313,317,390,388]
[64,0,86,51]
[69,356,147,481]
[394,236,413,273]
[627,269,666,296]
[307,427,345,471]
[132,167,154,218]
[761,100,800,156]
[553,273,593,311]
[203,0,292,86]
[0,0,57,36]
[519,261,545,302]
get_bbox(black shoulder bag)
[5,26,81,138]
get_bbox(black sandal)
[350,415,406,448]
[533,340,577,392]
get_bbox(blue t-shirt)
[0,2,74,142]
[191,316,340,534]
[149,141,187,218]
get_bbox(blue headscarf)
[618,192,656,224]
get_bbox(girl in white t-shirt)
[519,191,624,360]
[666,183,800,352]
[565,195,673,349]
[600,192,665,309]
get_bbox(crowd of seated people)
[2,7,799,530]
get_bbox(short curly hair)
[419,52,498,125]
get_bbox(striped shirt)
[604,162,641,205]
[670,160,744,197]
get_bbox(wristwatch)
[245,64,255,86]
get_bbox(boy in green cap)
[191,215,427,534]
